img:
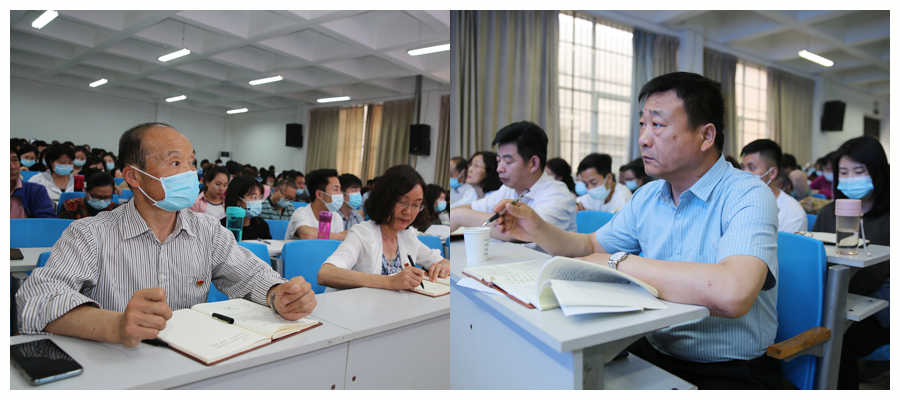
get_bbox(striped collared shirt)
[17,200,285,334]
[595,155,779,362]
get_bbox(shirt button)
[676,213,683,219]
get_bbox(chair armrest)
[767,327,831,360]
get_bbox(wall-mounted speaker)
[821,100,846,132]
[286,123,303,148]
[409,124,431,156]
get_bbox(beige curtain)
[703,49,739,159]
[369,99,415,178]
[336,106,366,177]
[435,95,451,188]
[629,29,680,160]
[451,10,559,159]
[767,68,815,165]
[306,107,340,171]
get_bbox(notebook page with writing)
[410,279,451,297]
[191,299,318,340]
[157,309,270,364]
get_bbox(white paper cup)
[463,227,491,262]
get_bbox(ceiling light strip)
[408,43,450,56]
[32,10,58,29]
[166,95,186,102]
[159,48,191,62]
[227,108,248,114]
[89,78,108,88]
[248,75,283,86]
[798,50,834,67]
[317,96,351,103]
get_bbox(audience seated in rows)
[28,143,76,202]
[57,168,120,220]
[260,177,298,221]
[218,174,270,241]
[10,146,56,219]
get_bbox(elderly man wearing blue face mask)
[260,177,298,220]
[574,153,632,213]
[16,122,317,347]
[285,168,349,241]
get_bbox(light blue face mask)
[133,167,201,212]
[242,198,263,218]
[54,164,73,176]
[296,188,307,197]
[86,196,111,210]
[74,159,86,167]
[323,191,343,212]
[837,176,874,200]
[574,181,587,196]
[587,184,610,200]
[347,192,363,209]
[449,177,461,189]
[21,159,36,168]
[807,168,817,176]
[436,201,447,212]
[624,180,638,191]
[107,162,116,171]
[276,196,293,209]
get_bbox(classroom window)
[735,61,768,148]
[558,11,633,175]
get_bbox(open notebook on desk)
[155,299,321,366]
[463,257,665,316]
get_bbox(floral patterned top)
[380,247,403,276]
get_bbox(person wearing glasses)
[57,168,121,220]
[260,177,298,220]
[219,175,271,241]
[317,165,450,292]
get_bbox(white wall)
[227,107,308,173]
[811,79,890,163]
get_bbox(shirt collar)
[119,200,197,240]
[520,172,554,201]
[13,177,23,191]
[656,155,729,205]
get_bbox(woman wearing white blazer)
[318,165,450,291]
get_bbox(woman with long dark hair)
[318,165,450,291]
[219,175,271,241]
[545,157,576,195]
[466,151,503,201]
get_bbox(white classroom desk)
[10,318,354,390]
[10,247,52,273]
[815,243,890,390]
[311,287,451,389]
[449,241,709,390]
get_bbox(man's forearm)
[44,305,121,344]
[298,226,319,240]
[529,219,596,257]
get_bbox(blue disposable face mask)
[755,167,775,186]
[242,198,263,218]
[807,168,817,176]
[21,159,36,168]
[837,176,874,200]
[74,159,86,167]
[86,195,111,210]
[54,164,73,176]
[449,177,461,189]
[132,167,201,212]
[824,172,834,182]
[436,201,447,212]
[107,162,116,171]
[624,180,638,191]
[587,184,610,200]
[347,192,363,210]
[574,181,587,196]
[276,196,293,209]
[296,188,307,197]
[323,191,344,212]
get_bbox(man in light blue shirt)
[492,72,781,389]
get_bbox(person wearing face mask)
[57,168,120,220]
[72,146,89,175]
[809,136,890,389]
[17,122,317,347]
[574,153,632,213]
[318,165,450,292]
[260,178,298,220]
[11,146,56,219]
[287,171,311,203]
[808,151,836,200]
[618,159,649,193]
[219,175,271,241]
[415,183,448,232]
[285,168,347,241]
[448,156,477,209]
[16,144,46,172]
[337,173,366,232]
[739,139,806,233]
[28,143,76,202]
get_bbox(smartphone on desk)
[11,248,24,260]
[11,339,84,385]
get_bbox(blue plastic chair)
[292,201,309,208]
[58,192,120,206]
[114,177,124,185]
[281,239,341,294]
[575,210,615,234]
[10,219,75,248]
[806,214,817,231]
[207,282,229,302]
[118,189,133,201]
[24,251,53,276]
[418,235,444,258]
[19,171,39,181]
[266,219,290,240]
[238,242,271,267]
[774,232,828,390]
[861,345,890,361]
[812,193,826,200]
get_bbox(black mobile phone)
[11,248,24,260]
[10,339,84,385]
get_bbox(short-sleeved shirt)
[595,155,779,362]
[576,183,633,213]
[774,189,807,233]
[285,204,345,240]
[337,208,365,232]
[449,183,477,209]
[472,172,578,233]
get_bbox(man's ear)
[698,123,717,153]
[529,156,541,174]
[123,166,140,189]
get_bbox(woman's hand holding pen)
[388,267,424,290]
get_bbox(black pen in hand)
[482,189,529,227]
[407,253,425,289]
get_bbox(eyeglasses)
[396,200,425,212]
[87,193,113,201]
[241,195,263,202]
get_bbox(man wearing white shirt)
[449,157,477,208]
[575,153,633,213]
[450,121,577,240]
[285,168,347,240]
[740,139,807,233]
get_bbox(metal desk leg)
[271,257,284,277]
[815,265,855,390]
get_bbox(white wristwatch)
[608,252,628,270]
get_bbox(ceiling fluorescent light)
[32,10,58,29]
[408,43,450,56]
[249,75,283,86]
[317,96,351,103]
[798,50,834,67]
[158,48,191,62]
[89,78,108,88]
[227,108,248,114]
[166,95,186,102]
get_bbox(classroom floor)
[859,361,890,390]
